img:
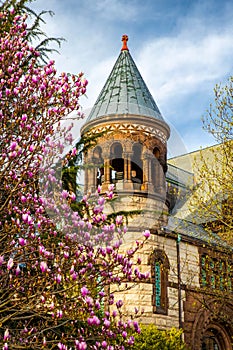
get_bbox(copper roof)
[86,35,164,123]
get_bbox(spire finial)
[121,34,129,51]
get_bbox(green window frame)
[150,250,169,315]
[155,261,161,307]
[200,253,233,292]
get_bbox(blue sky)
[31,0,233,157]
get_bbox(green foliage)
[189,76,233,244]
[62,131,106,196]
[202,76,233,143]
[132,325,187,350]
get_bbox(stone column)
[153,158,165,196]
[101,144,111,191]
[105,158,111,184]
[123,155,128,181]
[84,149,95,194]
[98,157,110,192]
[122,152,133,190]
[142,148,154,192]
[158,161,166,197]
[127,154,132,181]
[153,158,160,191]
[122,140,133,190]
[86,157,96,194]
[83,155,89,194]
[91,162,99,193]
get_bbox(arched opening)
[131,143,143,187]
[151,146,164,191]
[201,325,231,350]
[153,146,160,159]
[110,143,124,183]
[93,146,103,187]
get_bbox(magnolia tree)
[0,8,149,350]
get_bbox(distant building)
[80,35,233,350]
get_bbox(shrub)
[132,324,187,350]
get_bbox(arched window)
[201,326,230,350]
[131,143,143,185]
[153,146,160,159]
[110,142,124,183]
[155,261,162,307]
[93,146,103,187]
[151,146,165,192]
[149,249,169,314]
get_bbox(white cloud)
[29,0,233,155]
[87,0,142,21]
[137,31,233,105]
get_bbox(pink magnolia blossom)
[81,286,89,297]
[57,309,63,318]
[15,265,21,276]
[3,329,10,341]
[22,213,28,222]
[115,215,123,225]
[69,192,76,201]
[40,261,48,273]
[116,300,123,308]
[74,341,87,350]
[7,258,14,270]
[18,237,26,246]
[55,274,62,283]
[143,229,150,239]
[0,9,148,349]
[9,141,17,151]
[101,341,107,349]
[87,315,100,326]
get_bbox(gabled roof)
[165,216,231,251]
[86,35,164,123]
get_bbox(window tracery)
[200,253,232,291]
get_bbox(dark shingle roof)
[165,216,231,250]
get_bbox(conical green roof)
[86,37,164,122]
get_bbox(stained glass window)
[155,261,161,307]
[201,256,207,286]
[210,260,215,288]
[228,265,232,291]
[219,261,224,291]
[151,250,169,314]
[201,254,233,292]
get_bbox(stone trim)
[85,122,167,144]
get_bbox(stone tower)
[80,35,170,232]
[80,36,179,329]
[80,38,233,347]
[80,34,176,324]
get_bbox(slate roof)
[86,38,164,123]
[165,216,231,250]
[166,163,194,189]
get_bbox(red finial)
[121,34,129,51]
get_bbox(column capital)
[142,149,153,160]
[122,151,133,158]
